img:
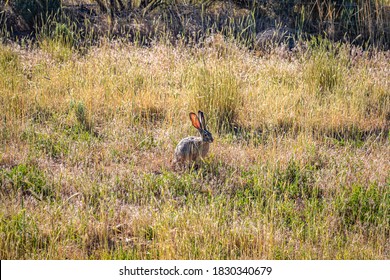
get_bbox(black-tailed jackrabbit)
[174,111,213,165]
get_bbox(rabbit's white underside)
[174,136,210,163]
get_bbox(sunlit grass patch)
[186,53,243,133]
[0,37,389,259]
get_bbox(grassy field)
[0,35,389,259]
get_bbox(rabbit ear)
[198,111,206,129]
[189,112,201,130]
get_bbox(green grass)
[0,36,389,259]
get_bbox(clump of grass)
[21,127,69,160]
[1,164,52,200]
[336,183,389,229]
[39,36,74,63]
[304,38,346,95]
[271,159,321,201]
[0,45,28,142]
[189,61,243,132]
[0,45,20,72]
[70,100,92,132]
[37,16,80,62]
[0,209,49,259]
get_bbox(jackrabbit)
[174,111,213,165]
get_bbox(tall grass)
[0,32,389,259]
[188,55,243,132]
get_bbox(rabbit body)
[174,111,213,165]
[174,136,210,163]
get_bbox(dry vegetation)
[0,0,389,260]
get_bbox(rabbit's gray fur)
[174,111,213,165]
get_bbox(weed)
[1,164,52,200]
[271,160,322,201]
[336,183,389,228]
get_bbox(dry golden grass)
[0,37,389,259]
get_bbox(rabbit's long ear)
[198,111,206,129]
[190,112,201,130]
